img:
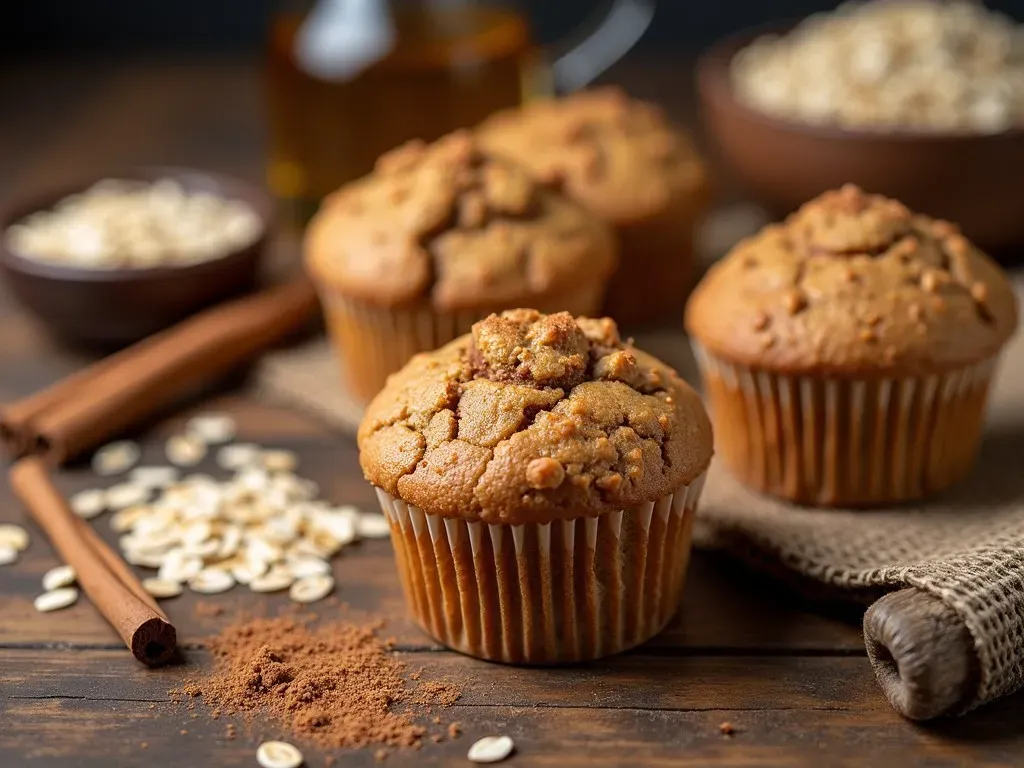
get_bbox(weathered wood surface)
[2,56,1023,768]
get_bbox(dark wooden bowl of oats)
[0,168,273,348]
[698,26,1024,259]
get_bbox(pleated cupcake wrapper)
[318,282,605,403]
[375,473,706,664]
[692,343,999,506]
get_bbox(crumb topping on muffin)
[358,310,712,524]
[685,185,1018,374]
[477,87,706,223]
[304,131,616,310]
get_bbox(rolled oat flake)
[288,574,335,604]
[468,735,515,763]
[70,488,107,519]
[34,587,79,613]
[142,578,183,599]
[42,564,77,591]
[256,740,304,768]
[0,545,18,566]
[0,524,29,551]
[92,440,140,476]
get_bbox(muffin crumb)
[526,457,565,490]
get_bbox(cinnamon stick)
[74,515,167,619]
[1,276,317,464]
[10,457,176,665]
[0,352,127,456]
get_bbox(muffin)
[477,87,709,325]
[358,309,713,663]
[304,131,617,402]
[686,185,1018,507]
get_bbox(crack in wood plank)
[0,641,866,657]
[3,693,852,713]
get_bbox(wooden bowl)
[697,29,1024,257]
[0,168,273,348]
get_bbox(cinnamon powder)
[180,616,459,752]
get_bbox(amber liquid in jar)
[266,3,535,224]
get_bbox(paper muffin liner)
[317,282,605,403]
[374,473,706,664]
[692,343,999,506]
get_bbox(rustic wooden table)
[2,56,1023,768]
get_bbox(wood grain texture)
[0,55,1021,767]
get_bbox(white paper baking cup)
[692,343,998,506]
[319,282,605,403]
[375,472,706,664]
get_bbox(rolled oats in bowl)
[4,178,264,269]
[731,0,1024,133]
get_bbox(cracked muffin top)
[476,87,708,224]
[358,309,713,524]
[304,131,616,311]
[685,185,1018,376]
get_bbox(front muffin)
[358,309,713,663]
[686,185,1018,507]
[304,131,617,402]
[477,87,709,325]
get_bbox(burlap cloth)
[255,207,1024,717]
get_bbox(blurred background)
[2,0,1024,282]
[8,1,1019,53]
[3,1,1023,204]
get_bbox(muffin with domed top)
[477,87,709,325]
[359,308,713,663]
[305,130,617,402]
[686,184,1018,507]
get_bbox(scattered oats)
[289,574,335,604]
[142,578,183,599]
[125,550,167,569]
[90,440,364,598]
[245,536,284,565]
[187,414,237,444]
[0,546,18,566]
[70,488,106,519]
[217,525,243,559]
[231,560,268,585]
[0,524,30,551]
[166,434,207,467]
[237,466,271,493]
[188,568,236,595]
[92,440,140,476]
[216,443,261,471]
[110,505,148,532]
[261,449,298,473]
[256,740,304,768]
[34,587,79,613]
[313,509,357,544]
[129,466,180,489]
[158,552,204,583]
[286,556,331,579]
[357,513,391,539]
[250,566,295,593]
[42,565,77,591]
[105,482,151,511]
[468,735,515,763]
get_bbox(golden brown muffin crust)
[358,310,713,524]
[304,131,616,310]
[476,87,707,224]
[685,185,1018,375]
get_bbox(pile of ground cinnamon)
[178,615,460,753]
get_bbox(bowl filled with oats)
[698,0,1024,255]
[0,168,271,346]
